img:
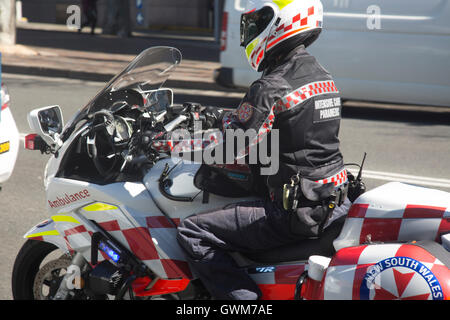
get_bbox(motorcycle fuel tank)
[143,158,258,221]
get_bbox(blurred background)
[9,0,225,39]
[2,0,450,107]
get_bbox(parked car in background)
[0,83,19,188]
[215,0,450,107]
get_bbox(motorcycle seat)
[236,216,345,265]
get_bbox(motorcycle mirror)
[27,105,64,147]
[144,88,173,113]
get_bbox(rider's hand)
[130,129,168,155]
[141,130,168,149]
[203,106,224,129]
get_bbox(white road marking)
[347,169,450,189]
[324,12,431,21]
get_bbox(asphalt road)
[0,73,449,300]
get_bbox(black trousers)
[176,200,319,300]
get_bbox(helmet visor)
[240,6,275,47]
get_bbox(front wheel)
[12,240,71,300]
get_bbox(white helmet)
[240,0,323,71]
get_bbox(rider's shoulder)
[290,54,334,84]
[248,77,291,101]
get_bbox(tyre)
[12,239,69,300]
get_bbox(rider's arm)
[220,79,286,159]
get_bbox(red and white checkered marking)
[50,208,191,279]
[249,5,321,69]
[343,203,450,245]
[275,81,339,114]
[315,168,348,187]
[348,203,450,243]
[267,6,319,51]
[332,183,450,250]
[236,80,339,159]
[250,37,267,69]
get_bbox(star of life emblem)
[237,102,254,123]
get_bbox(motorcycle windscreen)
[61,46,182,139]
[105,46,182,93]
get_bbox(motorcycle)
[12,46,450,300]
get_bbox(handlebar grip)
[164,114,188,132]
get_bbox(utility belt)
[282,168,349,212]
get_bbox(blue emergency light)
[99,241,120,263]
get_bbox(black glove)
[130,129,168,155]
[142,130,168,149]
[347,171,366,202]
[203,106,224,129]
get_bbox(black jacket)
[226,45,345,203]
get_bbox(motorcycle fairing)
[334,182,450,251]
[34,141,262,282]
[25,219,70,253]
[34,176,192,279]
[249,262,308,300]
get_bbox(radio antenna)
[356,152,367,182]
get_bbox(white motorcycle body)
[27,153,257,280]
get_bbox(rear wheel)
[12,240,71,300]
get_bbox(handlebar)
[89,103,218,176]
[164,114,189,132]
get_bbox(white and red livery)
[12,47,450,300]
